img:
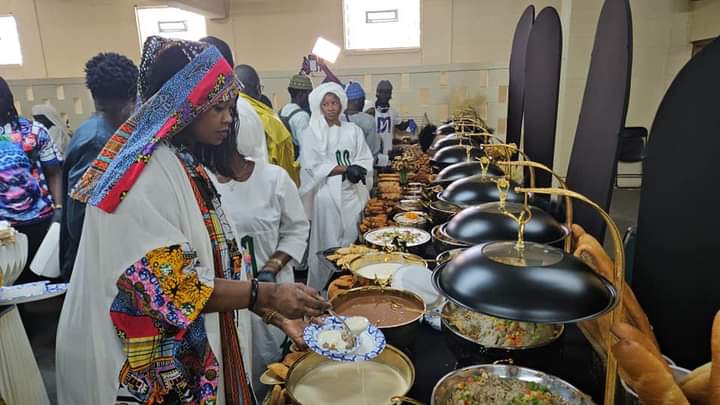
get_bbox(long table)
[319,243,637,404]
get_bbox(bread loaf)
[612,339,689,405]
[709,311,720,404]
[611,322,666,371]
[680,362,711,405]
[573,229,659,349]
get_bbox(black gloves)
[256,270,277,282]
[345,165,368,184]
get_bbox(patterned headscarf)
[71,36,239,213]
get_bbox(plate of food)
[442,302,564,350]
[433,364,595,404]
[324,244,379,269]
[364,226,431,248]
[304,316,386,362]
[393,211,429,228]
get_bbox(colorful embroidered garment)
[0,118,62,224]
[110,243,218,404]
[70,36,238,214]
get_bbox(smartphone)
[306,54,320,72]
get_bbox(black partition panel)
[565,0,632,240]
[505,5,535,147]
[522,7,562,188]
[633,37,720,369]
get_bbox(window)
[343,0,420,51]
[135,6,207,46]
[0,16,23,65]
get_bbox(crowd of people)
[0,34,414,404]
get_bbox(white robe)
[55,145,253,405]
[211,162,309,399]
[299,118,373,289]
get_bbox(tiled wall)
[8,64,511,137]
[262,64,510,136]
[7,78,94,131]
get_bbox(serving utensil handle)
[390,395,425,405]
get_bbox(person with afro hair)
[59,52,138,279]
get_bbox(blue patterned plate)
[0,282,68,306]
[304,316,386,362]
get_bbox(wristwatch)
[266,258,284,269]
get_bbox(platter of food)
[441,302,564,350]
[432,364,595,405]
[304,316,386,362]
[284,345,414,405]
[364,226,431,248]
[324,244,379,269]
[393,211,429,228]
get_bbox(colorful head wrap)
[288,73,313,91]
[345,81,365,101]
[71,36,239,213]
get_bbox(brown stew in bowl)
[333,290,424,328]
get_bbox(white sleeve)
[365,118,382,157]
[298,127,336,197]
[351,124,374,174]
[276,171,310,262]
[290,111,310,145]
[392,108,401,127]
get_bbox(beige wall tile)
[498,85,508,104]
[496,118,507,135]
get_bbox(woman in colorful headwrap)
[55,37,329,405]
[299,82,374,290]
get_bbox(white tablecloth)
[0,305,50,405]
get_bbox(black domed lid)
[432,242,618,323]
[445,202,569,245]
[436,122,455,135]
[438,175,524,208]
[431,145,485,170]
[434,161,505,186]
[430,134,481,151]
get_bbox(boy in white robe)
[299,82,374,290]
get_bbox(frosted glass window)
[0,16,23,65]
[135,7,207,46]
[343,0,420,51]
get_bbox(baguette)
[571,224,587,245]
[612,339,689,405]
[611,322,666,371]
[680,363,711,405]
[573,232,660,349]
[710,311,720,404]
